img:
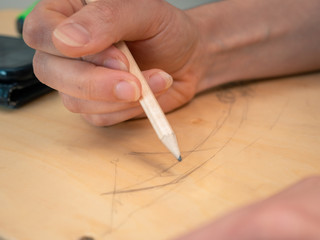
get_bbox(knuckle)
[81,67,111,101]
[23,14,41,49]
[96,2,118,23]
[84,114,117,127]
[82,75,95,101]
[61,94,81,113]
[87,2,119,32]
[174,82,196,105]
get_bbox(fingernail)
[114,80,140,101]
[103,58,128,71]
[149,71,173,93]
[53,22,90,47]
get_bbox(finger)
[23,0,83,56]
[33,51,141,102]
[59,70,173,114]
[142,69,173,94]
[52,0,175,57]
[86,49,174,94]
[83,45,129,71]
[81,107,144,126]
[60,92,140,114]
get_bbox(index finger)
[23,0,83,56]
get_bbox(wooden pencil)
[116,41,181,161]
[81,0,181,161]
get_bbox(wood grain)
[1,10,320,240]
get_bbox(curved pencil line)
[101,159,210,195]
[101,101,235,196]
[102,87,252,235]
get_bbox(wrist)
[187,0,320,93]
[186,0,271,92]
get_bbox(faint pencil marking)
[102,99,235,196]
[110,159,119,232]
[129,147,219,157]
[270,98,289,130]
[101,159,210,195]
[117,102,235,194]
[238,137,261,154]
[196,94,253,181]
[100,85,254,235]
[216,89,236,104]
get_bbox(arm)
[177,176,320,240]
[190,0,320,92]
[23,0,320,126]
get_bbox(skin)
[24,0,201,126]
[176,176,320,240]
[23,0,320,126]
[23,0,320,238]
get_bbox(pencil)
[81,0,181,161]
[116,42,182,161]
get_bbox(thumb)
[52,0,174,57]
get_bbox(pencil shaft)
[116,41,181,160]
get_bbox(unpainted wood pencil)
[116,41,181,161]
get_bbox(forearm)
[189,0,320,91]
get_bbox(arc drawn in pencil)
[101,90,238,196]
[100,86,254,235]
[109,159,119,231]
[100,82,302,235]
[115,84,253,195]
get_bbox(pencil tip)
[178,156,182,161]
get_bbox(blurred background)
[0,0,217,10]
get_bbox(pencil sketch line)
[101,87,253,235]
[160,161,180,174]
[109,184,181,234]
[106,154,228,233]
[196,97,251,182]
[101,159,210,196]
[270,98,289,130]
[129,147,220,157]
[128,151,172,156]
[238,137,261,154]
[106,160,179,194]
[102,100,234,195]
[216,88,236,104]
[101,96,236,198]
[110,159,119,231]
[184,101,235,159]
[102,182,173,195]
[115,100,234,194]
[103,152,224,234]
[104,132,235,233]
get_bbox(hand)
[177,176,320,240]
[23,0,206,126]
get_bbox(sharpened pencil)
[116,41,181,161]
[81,0,181,161]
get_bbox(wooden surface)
[1,10,320,240]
